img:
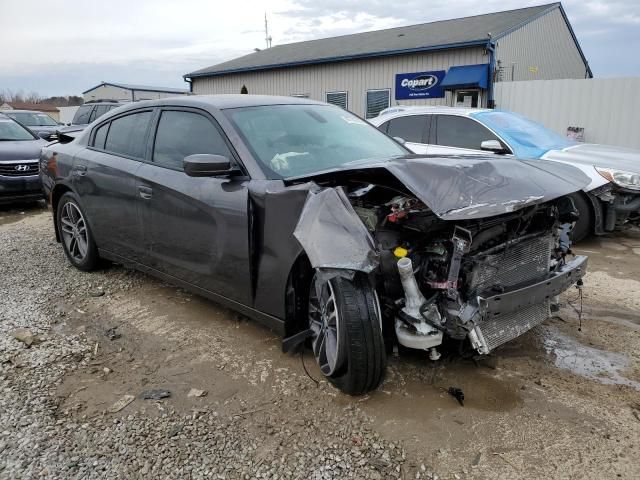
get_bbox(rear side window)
[73,105,93,125]
[104,111,152,159]
[152,110,232,170]
[377,121,389,133]
[89,105,109,123]
[386,115,430,144]
[435,115,500,150]
[92,123,109,149]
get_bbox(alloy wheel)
[308,277,344,376]
[60,202,89,262]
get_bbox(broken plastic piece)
[140,389,171,400]
[448,387,465,406]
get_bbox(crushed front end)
[346,184,588,357]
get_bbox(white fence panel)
[494,78,640,149]
[57,106,79,125]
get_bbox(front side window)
[0,118,36,141]
[72,105,93,125]
[386,115,430,144]
[153,110,232,170]
[225,104,407,179]
[104,111,152,158]
[435,115,500,150]
[326,92,348,110]
[365,90,390,119]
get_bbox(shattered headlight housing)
[595,167,640,191]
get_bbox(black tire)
[56,192,100,271]
[309,273,386,395]
[568,192,593,243]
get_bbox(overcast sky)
[1,0,638,97]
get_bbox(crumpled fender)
[293,187,378,272]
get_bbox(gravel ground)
[1,204,639,479]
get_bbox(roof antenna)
[265,12,273,48]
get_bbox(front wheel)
[308,272,386,395]
[57,192,100,271]
[568,192,593,243]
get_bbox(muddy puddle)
[544,329,640,390]
[0,201,47,226]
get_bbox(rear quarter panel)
[39,141,84,200]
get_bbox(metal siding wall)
[83,85,131,102]
[191,47,487,117]
[494,78,640,149]
[496,8,588,81]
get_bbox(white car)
[370,106,640,241]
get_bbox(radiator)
[477,301,550,352]
[467,233,553,294]
[468,233,554,352]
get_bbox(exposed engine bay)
[294,178,588,358]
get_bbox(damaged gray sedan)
[41,95,589,395]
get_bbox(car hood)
[543,143,640,173]
[288,154,591,220]
[0,139,46,161]
[28,125,58,134]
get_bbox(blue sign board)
[395,70,446,100]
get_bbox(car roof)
[376,105,491,120]
[110,94,328,113]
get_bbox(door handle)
[138,185,153,200]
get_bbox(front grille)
[478,301,550,352]
[467,233,553,294]
[0,162,39,177]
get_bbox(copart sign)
[395,71,445,100]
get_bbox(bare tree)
[25,91,42,103]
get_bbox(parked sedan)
[40,95,588,395]
[0,114,46,204]
[3,109,61,141]
[371,106,640,241]
[57,101,123,135]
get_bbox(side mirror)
[37,131,50,139]
[393,136,407,145]
[481,139,507,154]
[184,154,233,177]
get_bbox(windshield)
[8,112,58,126]
[472,110,576,158]
[0,118,36,141]
[224,104,407,178]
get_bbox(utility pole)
[265,12,272,48]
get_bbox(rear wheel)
[57,192,100,271]
[308,272,386,395]
[568,192,593,243]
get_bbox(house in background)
[185,2,590,118]
[83,82,190,102]
[0,101,61,121]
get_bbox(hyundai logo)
[15,165,31,172]
[400,74,439,91]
